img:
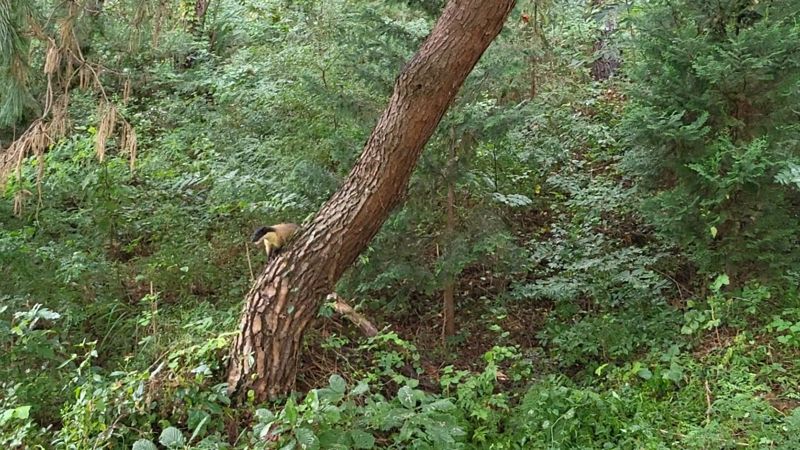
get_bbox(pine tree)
[0,0,35,128]
[623,0,800,281]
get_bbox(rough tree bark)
[226,0,516,402]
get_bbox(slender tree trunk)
[590,0,620,81]
[182,0,212,68]
[226,0,516,402]
[442,130,457,341]
[192,0,211,32]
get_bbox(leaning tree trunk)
[226,0,516,402]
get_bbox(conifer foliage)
[623,0,800,280]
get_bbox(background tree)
[622,0,800,282]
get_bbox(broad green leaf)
[295,427,319,449]
[384,408,416,427]
[350,429,375,449]
[279,439,297,450]
[318,429,347,447]
[329,374,347,394]
[397,386,415,409]
[14,405,30,420]
[711,274,729,292]
[350,380,370,396]
[159,427,186,448]
[426,422,457,444]
[421,399,455,412]
[0,405,29,426]
[132,439,158,450]
[255,408,275,422]
[663,362,684,383]
[283,398,298,424]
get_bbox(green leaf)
[709,226,718,238]
[14,405,30,420]
[663,362,684,383]
[384,408,415,427]
[710,274,730,292]
[350,429,375,449]
[159,427,186,448]
[329,374,347,394]
[426,422,457,444]
[421,399,455,412]
[397,386,415,409]
[283,398,298,424]
[279,439,297,450]
[295,427,319,449]
[637,368,653,380]
[255,408,275,422]
[0,405,31,426]
[350,380,370,396]
[318,429,347,447]
[132,439,159,450]
[37,308,61,320]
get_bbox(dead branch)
[326,293,379,337]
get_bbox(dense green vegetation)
[2,0,800,448]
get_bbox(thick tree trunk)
[226,0,515,402]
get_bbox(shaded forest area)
[2,0,800,448]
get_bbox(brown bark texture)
[226,0,516,402]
